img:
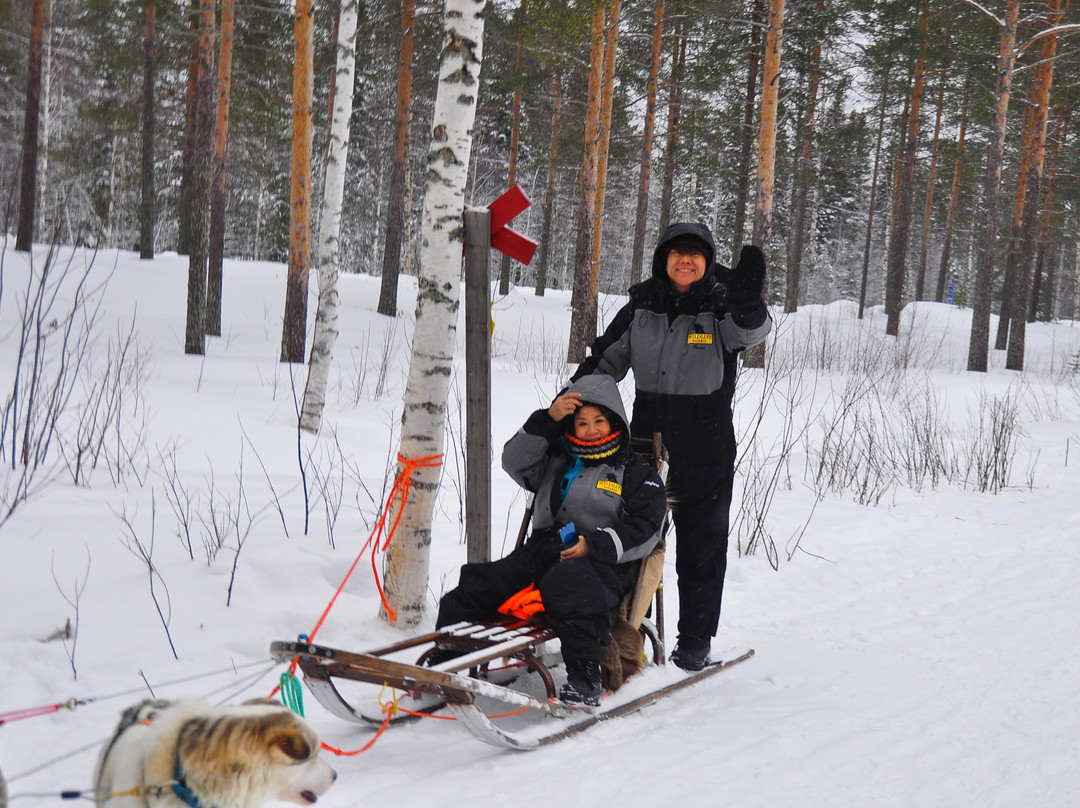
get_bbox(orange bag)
[497,583,545,620]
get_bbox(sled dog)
[93,698,336,807]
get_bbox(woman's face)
[573,404,612,441]
[666,245,707,293]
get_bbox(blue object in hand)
[558,522,578,547]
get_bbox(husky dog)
[93,699,336,807]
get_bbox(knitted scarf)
[562,429,625,463]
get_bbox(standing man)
[570,222,771,670]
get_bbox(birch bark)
[383,0,487,627]
[300,0,360,433]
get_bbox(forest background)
[3,0,1078,355]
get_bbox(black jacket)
[572,223,771,479]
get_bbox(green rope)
[280,671,304,717]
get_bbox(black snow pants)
[436,536,631,666]
[667,466,735,640]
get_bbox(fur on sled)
[601,614,646,691]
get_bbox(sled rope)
[307,451,444,639]
[0,699,80,726]
[279,671,305,717]
[317,684,398,756]
[274,453,444,699]
[8,782,179,802]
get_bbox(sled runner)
[271,435,754,749]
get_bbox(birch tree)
[300,0,360,433]
[382,0,487,628]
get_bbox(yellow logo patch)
[596,480,622,495]
[687,333,714,345]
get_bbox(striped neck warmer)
[562,429,625,463]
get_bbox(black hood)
[650,222,718,286]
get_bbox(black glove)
[726,245,766,312]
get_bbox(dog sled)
[270,436,754,750]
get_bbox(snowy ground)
[2,244,1079,807]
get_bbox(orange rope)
[272,453,444,693]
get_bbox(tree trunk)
[751,0,783,259]
[139,1,156,260]
[534,73,562,297]
[15,0,44,252]
[206,0,236,337]
[885,0,928,337]
[657,16,686,235]
[994,99,1037,350]
[588,0,621,311]
[280,0,315,364]
[1006,0,1062,370]
[300,0,360,433]
[936,72,969,302]
[498,4,527,296]
[629,0,664,286]
[915,26,951,301]
[785,0,822,314]
[859,68,890,319]
[383,0,487,628]
[732,0,763,266]
[967,0,1020,373]
[183,0,216,356]
[1032,112,1065,321]
[178,0,200,256]
[377,0,417,317]
[566,1,606,364]
[745,0,783,369]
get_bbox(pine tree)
[16,0,45,252]
[280,0,315,364]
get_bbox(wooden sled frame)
[270,434,678,749]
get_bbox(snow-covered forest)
[2,0,1078,322]
[4,2,1080,802]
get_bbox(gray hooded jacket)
[501,375,666,565]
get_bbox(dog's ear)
[242,697,281,707]
[269,725,316,763]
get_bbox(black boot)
[559,659,603,707]
[670,634,712,671]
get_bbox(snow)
[2,243,1080,807]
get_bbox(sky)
[2,243,1079,807]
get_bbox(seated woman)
[436,374,667,707]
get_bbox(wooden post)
[464,208,491,564]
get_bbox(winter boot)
[559,659,603,708]
[670,634,712,672]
